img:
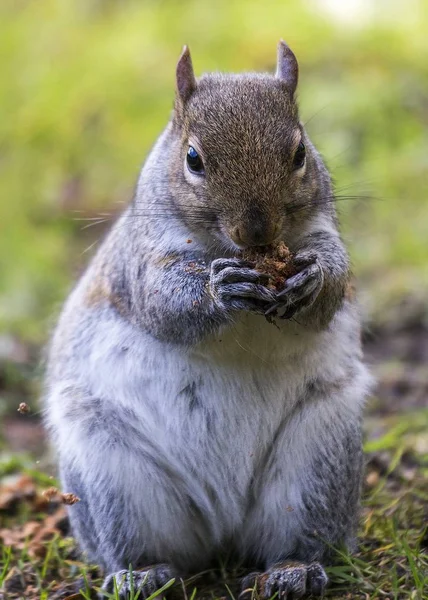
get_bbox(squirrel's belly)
[47,304,365,559]
[77,305,357,421]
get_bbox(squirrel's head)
[168,41,327,250]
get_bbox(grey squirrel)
[44,41,372,599]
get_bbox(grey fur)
[43,41,371,599]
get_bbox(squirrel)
[44,41,372,599]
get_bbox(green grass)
[98,572,176,600]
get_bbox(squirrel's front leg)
[266,230,350,328]
[134,254,276,344]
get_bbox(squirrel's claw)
[265,255,324,320]
[100,564,174,599]
[210,257,276,313]
[240,561,328,599]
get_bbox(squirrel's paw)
[100,564,174,599]
[240,561,327,599]
[210,258,276,313]
[265,253,324,320]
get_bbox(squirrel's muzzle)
[229,219,282,248]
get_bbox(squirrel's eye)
[186,146,204,175]
[293,141,306,170]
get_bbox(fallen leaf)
[43,486,60,501]
[61,492,80,505]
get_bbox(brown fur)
[84,268,130,318]
[168,71,327,248]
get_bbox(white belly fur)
[47,303,368,564]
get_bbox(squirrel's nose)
[229,220,282,247]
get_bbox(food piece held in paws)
[242,241,297,291]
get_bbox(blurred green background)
[0,0,427,410]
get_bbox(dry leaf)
[43,486,59,501]
[61,492,80,505]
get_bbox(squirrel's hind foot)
[240,561,327,599]
[100,563,175,599]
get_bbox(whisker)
[73,216,113,222]
[81,219,110,230]
[73,206,220,234]
[81,239,100,256]
[285,193,381,217]
[334,181,375,193]
[230,326,268,365]
[302,105,328,129]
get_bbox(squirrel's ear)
[176,45,196,106]
[275,40,298,96]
